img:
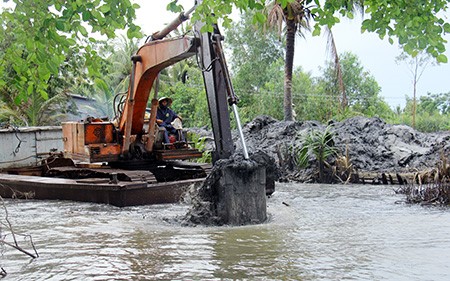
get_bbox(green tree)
[415,92,450,132]
[318,52,393,119]
[225,11,284,122]
[387,93,450,132]
[249,59,285,121]
[395,51,435,129]
[418,92,450,115]
[226,11,284,96]
[291,66,319,120]
[0,0,141,125]
[0,36,95,125]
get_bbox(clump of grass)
[396,151,450,205]
[333,142,355,184]
[397,183,450,205]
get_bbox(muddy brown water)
[2,183,450,280]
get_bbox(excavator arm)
[194,22,235,162]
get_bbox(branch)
[1,241,37,259]
[0,190,39,260]
[0,195,18,246]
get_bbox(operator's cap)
[158,97,172,105]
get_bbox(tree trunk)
[413,80,417,129]
[318,160,324,183]
[412,58,418,129]
[284,19,297,121]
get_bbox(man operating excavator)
[156,97,185,147]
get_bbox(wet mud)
[183,151,278,226]
[188,116,450,182]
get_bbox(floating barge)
[0,126,210,207]
[0,159,210,207]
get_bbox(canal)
[2,183,450,280]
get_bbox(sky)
[134,0,450,109]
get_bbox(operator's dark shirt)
[156,106,178,127]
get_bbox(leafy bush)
[187,132,212,163]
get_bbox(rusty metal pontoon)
[0,157,210,207]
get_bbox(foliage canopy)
[169,0,450,62]
[0,0,141,125]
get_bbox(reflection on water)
[2,183,450,280]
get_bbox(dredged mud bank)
[188,116,450,184]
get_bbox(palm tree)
[266,0,313,121]
[0,89,72,126]
[102,35,140,94]
[0,100,27,126]
[325,27,347,111]
[72,36,139,119]
[266,0,364,121]
[325,1,365,111]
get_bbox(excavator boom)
[118,37,197,155]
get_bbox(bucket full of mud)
[184,151,277,226]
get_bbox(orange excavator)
[0,2,273,210]
[61,1,249,177]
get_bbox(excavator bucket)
[184,151,278,226]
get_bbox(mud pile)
[188,115,450,182]
[239,116,449,180]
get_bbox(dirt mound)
[188,116,449,182]
[333,117,449,170]
[237,116,449,179]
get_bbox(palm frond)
[266,2,285,36]
[325,27,347,109]
[0,101,28,126]
[37,92,71,125]
[294,125,338,168]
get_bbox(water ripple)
[2,183,450,280]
